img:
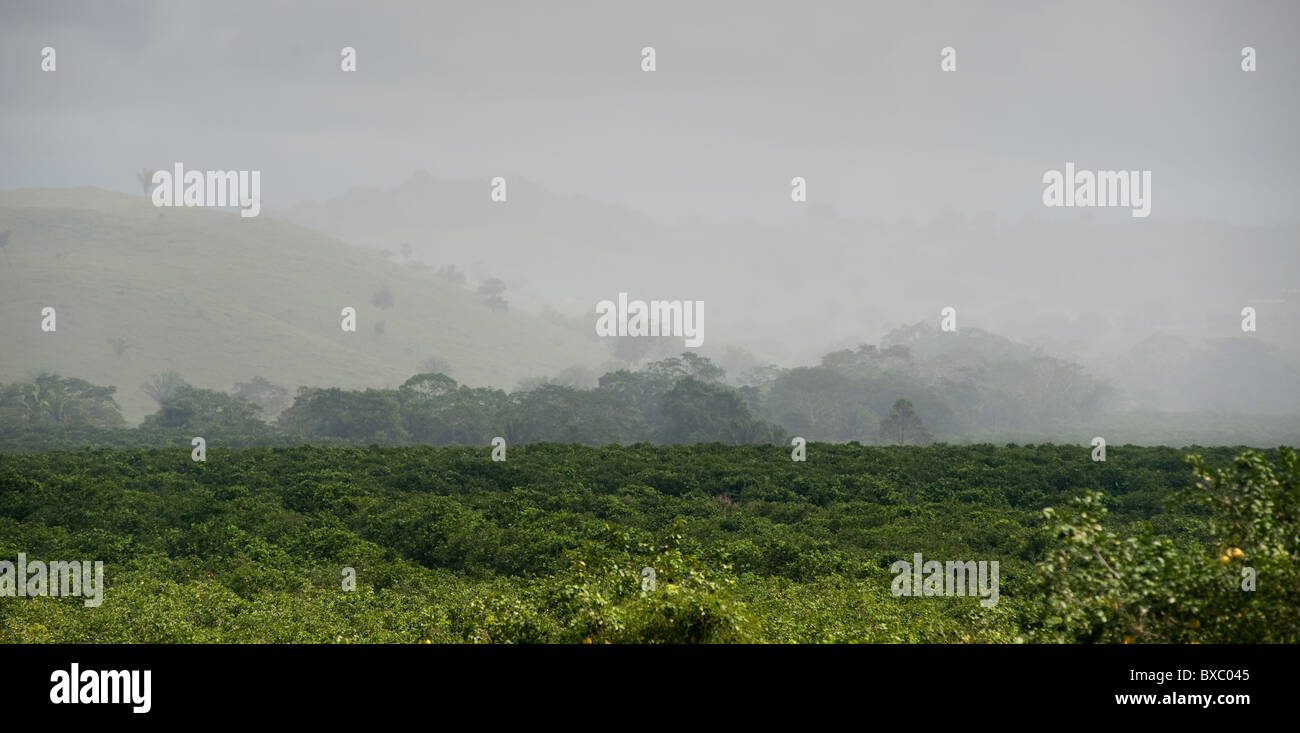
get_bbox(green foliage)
[500,384,646,445]
[879,398,933,446]
[660,377,784,444]
[8,348,1277,452]
[767,367,878,442]
[1030,448,1299,643]
[140,384,269,438]
[231,377,291,422]
[2,442,1284,643]
[0,373,125,428]
[278,387,408,442]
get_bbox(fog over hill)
[3,178,1297,427]
[0,187,606,421]
[280,172,1300,416]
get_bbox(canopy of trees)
[0,330,1132,452]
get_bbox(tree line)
[1,327,1117,450]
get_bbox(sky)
[2,0,1298,226]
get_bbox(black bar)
[2,643,1285,721]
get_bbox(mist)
[2,0,1298,445]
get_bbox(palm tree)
[109,336,132,358]
[142,371,187,405]
[20,373,69,423]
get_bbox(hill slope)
[0,187,605,422]
[280,171,675,316]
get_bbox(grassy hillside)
[280,172,675,315]
[0,187,605,422]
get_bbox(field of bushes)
[2,443,1295,643]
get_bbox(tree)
[878,398,933,445]
[232,377,291,422]
[109,336,132,358]
[371,287,395,310]
[646,353,726,384]
[436,265,467,287]
[277,387,407,442]
[400,372,459,401]
[768,366,875,442]
[660,377,781,445]
[398,375,506,446]
[0,373,124,427]
[738,362,785,389]
[142,372,187,406]
[499,384,646,445]
[597,368,675,426]
[139,384,269,437]
[477,278,508,311]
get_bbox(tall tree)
[878,398,933,445]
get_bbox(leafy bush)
[1031,447,1298,643]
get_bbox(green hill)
[0,187,605,422]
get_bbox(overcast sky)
[2,0,1298,225]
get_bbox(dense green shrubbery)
[1029,448,1299,643]
[2,443,1291,643]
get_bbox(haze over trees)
[879,399,932,446]
[0,372,124,428]
[1,182,1296,447]
[6,325,1298,452]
